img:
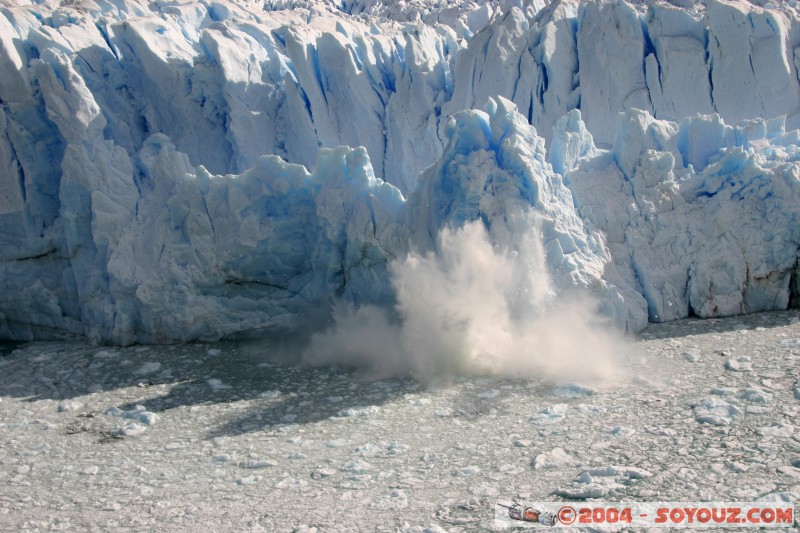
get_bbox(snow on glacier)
[1,0,800,349]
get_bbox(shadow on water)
[0,340,24,356]
[0,334,555,441]
[4,311,798,439]
[0,335,428,438]
[635,309,800,341]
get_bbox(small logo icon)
[558,505,577,525]
[500,502,559,526]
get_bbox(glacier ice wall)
[565,109,800,324]
[2,0,800,343]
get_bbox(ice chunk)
[739,388,772,403]
[341,459,372,473]
[552,384,597,398]
[530,404,568,425]
[236,475,262,486]
[455,465,481,476]
[532,447,572,470]
[57,402,83,413]
[207,379,232,391]
[689,397,742,426]
[582,465,652,480]
[725,358,754,373]
[758,422,795,437]
[336,406,381,417]
[106,405,160,425]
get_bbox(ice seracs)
[3,0,800,344]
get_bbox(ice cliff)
[2,0,800,343]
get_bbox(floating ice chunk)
[236,475,262,486]
[776,466,800,478]
[582,465,652,480]
[477,389,499,400]
[275,477,307,490]
[530,404,568,425]
[684,352,700,362]
[337,406,380,417]
[726,461,749,473]
[80,466,99,476]
[106,405,159,425]
[739,388,772,403]
[207,379,232,390]
[455,465,481,476]
[114,423,147,437]
[134,362,161,375]
[370,489,409,510]
[577,404,607,414]
[758,422,795,437]
[689,397,742,426]
[533,447,572,470]
[356,442,408,457]
[607,426,635,438]
[648,425,680,442]
[469,483,499,497]
[556,463,650,500]
[552,384,597,397]
[207,349,222,356]
[57,401,83,413]
[497,463,525,475]
[725,357,754,372]
[260,390,281,399]
[310,469,337,481]
[134,411,159,425]
[341,459,372,473]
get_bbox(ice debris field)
[3,0,800,346]
[2,311,800,531]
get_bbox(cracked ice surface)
[2,311,800,531]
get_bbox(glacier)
[2,0,800,344]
